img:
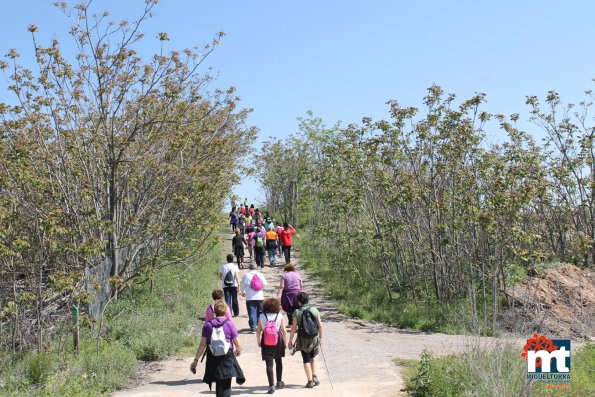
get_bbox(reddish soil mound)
[501,263,594,340]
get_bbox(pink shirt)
[247,231,256,247]
[204,304,233,322]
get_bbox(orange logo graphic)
[521,333,558,369]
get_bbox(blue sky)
[1,1,594,205]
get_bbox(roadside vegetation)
[0,1,251,395]
[0,245,220,396]
[259,86,595,336]
[400,342,594,397]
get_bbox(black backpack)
[223,266,234,287]
[298,306,319,338]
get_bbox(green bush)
[402,343,595,397]
[24,352,56,386]
[80,341,137,392]
[106,247,220,361]
[0,242,221,396]
[300,234,487,334]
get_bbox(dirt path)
[113,234,523,397]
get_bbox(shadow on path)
[150,379,202,387]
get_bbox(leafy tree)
[0,0,256,352]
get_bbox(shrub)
[402,342,595,397]
[24,352,56,386]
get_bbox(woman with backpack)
[256,298,288,394]
[253,227,266,269]
[240,263,267,333]
[288,292,323,388]
[276,263,303,326]
[191,300,245,397]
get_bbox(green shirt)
[294,305,320,325]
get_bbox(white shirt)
[241,270,267,301]
[220,262,239,288]
[258,312,283,330]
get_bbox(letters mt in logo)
[521,333,570,373]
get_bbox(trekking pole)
[319,343,334,389]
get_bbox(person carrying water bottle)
[190,300,245,397]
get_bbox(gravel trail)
[113,235,523,397]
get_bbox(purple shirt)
[202,317,239,348]
[282,271,302,294]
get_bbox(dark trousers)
[287,305,299,327]
[216,378,232,397]
[282,246,292,264]
[223,287,239,316]
[265,357,283,386]
[254,247,265,268]
[245,300,262,332]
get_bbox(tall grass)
[299,233,496,335]
[0,244,221,396]
[401,342,594,397]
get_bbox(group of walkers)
[190,202,323,396]
[229,200,298,269]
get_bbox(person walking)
[190,300,245,397]
[288,292,323,388]
[263,211,274,231]
[229,210,238,232]
[257,298,288,394]
[245,214,254,235]
[253,227,266,269]
[276,263,303,326]
[275,223,284,255]
[232,229,247,269]
[240,263,267,333]
[279,223,297,264]
[246,228,255,260]
[238,212,246,235]
[220,254,240,317]
[265,225,278,267]
[204,289,233,321]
